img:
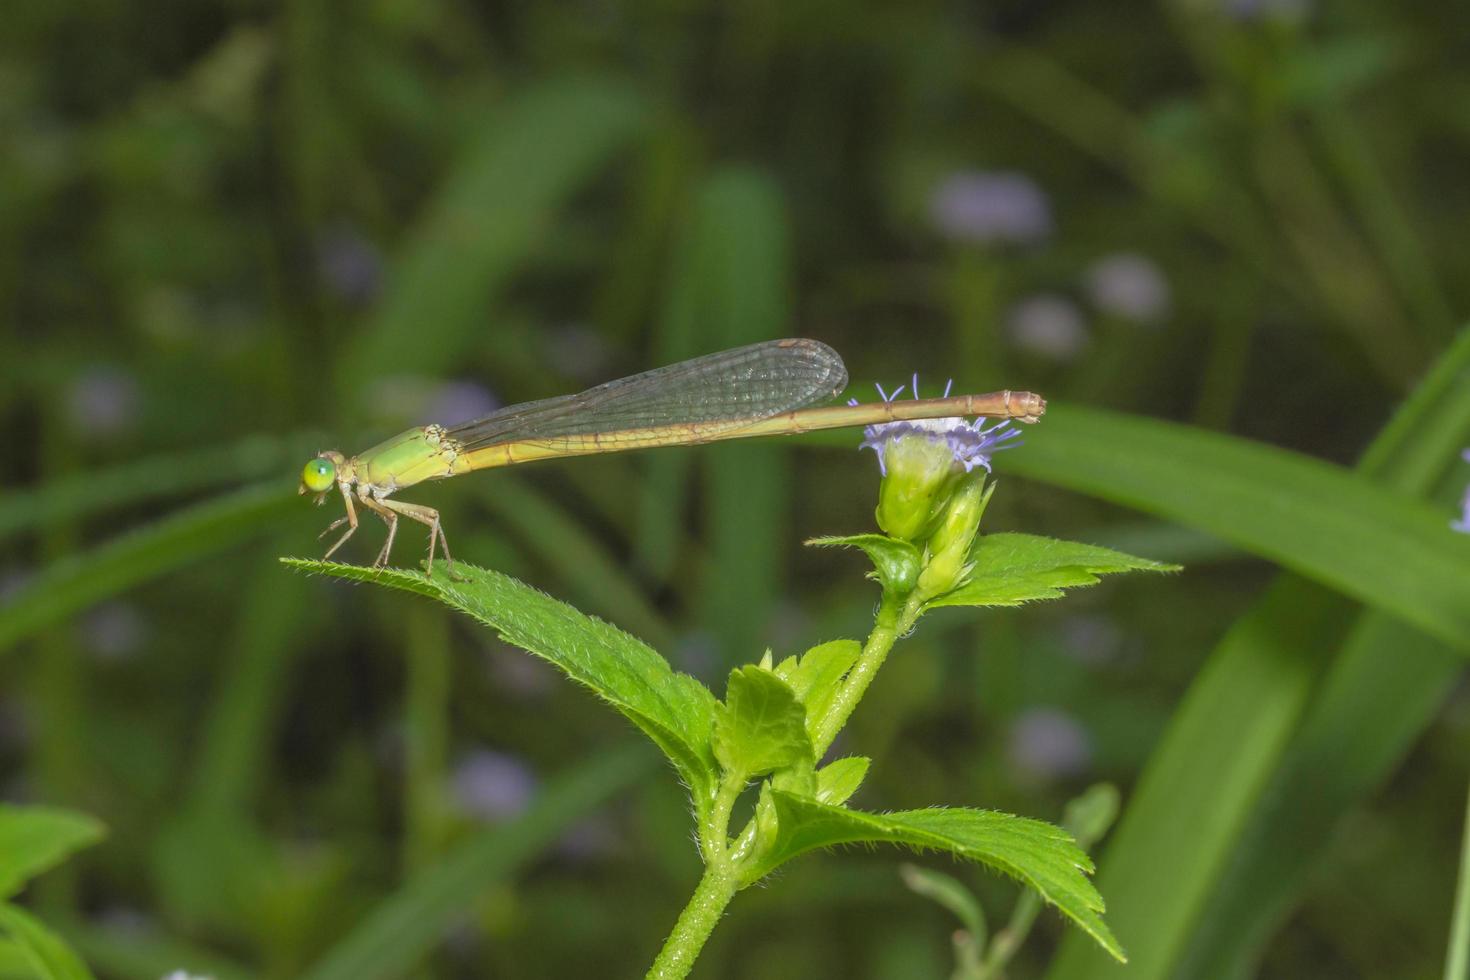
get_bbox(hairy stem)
[646,864,739,980]
[812,591,921,757]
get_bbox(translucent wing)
[447,339,848,452]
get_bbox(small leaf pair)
[0,804,107,980]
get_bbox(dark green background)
[4,1,1468,977]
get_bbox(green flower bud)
[875,434,963,541]
[916,474,992,600]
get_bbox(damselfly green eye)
[301,456,336,493]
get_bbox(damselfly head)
[299,451,345,500]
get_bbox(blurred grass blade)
[299,743,651,980]
[635,168,793,656]
[186,545,315,815]
[0,485,295,654]
[1169,334,1470,975]
[0,806,105,898]
[1004,403,1470,651]
[1175,612,1461,977]
[633,154,715,584]
[0,434,311,544]
[341,76,645,389]
[1446,781,1470,980]
[691,169,793,663]
[1047,329,1470,979]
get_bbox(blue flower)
[1452,450,1470,535]
[854,376,1022,476]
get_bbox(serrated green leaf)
[927,533,1176,609]
[899,863,987,945]
[282,560,719,817]
[0,807,106,899]
[714,667,813,781]
[815,756,869,806]
[0,905,94,980]
[746,792,1124,963]
[772,639,861,740]
[806,534,921,595]
[770,761,817,798]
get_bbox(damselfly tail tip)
[1009,390,1046,423]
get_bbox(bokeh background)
[4,1,1469,977]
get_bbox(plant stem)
[812,591,919,757]
[646,864,739,980]
[979,890,1042,979]
[700,773,744,861]
[1442,777,1470,980]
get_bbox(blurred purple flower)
[426,381,499,427]
[65,366,140,440]
[317,229,383,306]
[449,750,537,820]
[545,325,615,383]
[556,815,621,861]
[1005,294,1089,360]
[852,377,1021,475]
[673,631,720,683]
[0,699,30,748]
[0,567,33,605]
[1224,0,1310,22]
[1085,252,1171,324]
[1057,614,1123,666]
[1452,450,1470,534]
[928,171,1052,246]
[1007,707,1092,782]
[485,647,555,698]
[79,602,148,661]
[96,906,152,936]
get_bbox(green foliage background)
[4,1,1470,977]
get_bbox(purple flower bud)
[1007,707,1092,782]
[928,171,1053,246]
[449,750,537,820]
[1085,252,1171,324]
[1005,294,1088,360]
